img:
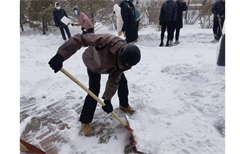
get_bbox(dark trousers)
[171,27,181,41]
[213,19,219,39]
[160,21,174,45]
[59,25,71,40]
[174,27,180,41]
[79,69,129,123]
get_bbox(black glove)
[102,100,113,114]
[71,23,74,26]
[48,54,64,73]
[159,20,162,25]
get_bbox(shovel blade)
[20,139,46,154]
[124,115,146,154]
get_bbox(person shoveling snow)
[48,33,141,136]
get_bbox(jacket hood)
[73,5,80,11]
[55,2,59,7]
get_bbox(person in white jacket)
[113,4,124,36]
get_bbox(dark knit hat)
[120,44,141,66]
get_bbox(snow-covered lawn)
[20,23,225,154]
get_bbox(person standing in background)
[71,5,94,35]
[159,0,177,47]
[115,0,138,43]
[172,0,187,44]
[134,3,141,31]
[53,2,71,41]
[129,0,142,31]
[211,0,225,42]
[113,3,124,36]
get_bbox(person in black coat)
[53,2,71,41]
[212,0,225,42]
[159,0,177,47]
[171,0,187,44]
[115,0,138,43]
[127,0,141,32]
[126,0,136,20]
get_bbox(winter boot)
[169,40,173,46]
[175,40,180,44]
[159,42,164,47]
[166,40,169,47]
[211,39,219,43]
[81,123,92,136]
[119,105,135,114]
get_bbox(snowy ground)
[20,23,225,154]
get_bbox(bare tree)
[184,0,201,24]
[139,0,163,30]
[20,0,29,31]
[199,0,213,28]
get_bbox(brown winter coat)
[76,12,94,30]
[57,33,130,100]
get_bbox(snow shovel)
[20,139,45,154]
[59,68,133,133]
[61,16,80,30]
[217,14,223,37]
[61,16,71,26]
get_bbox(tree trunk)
[184,0,190,23]
[45,20,48,31]
[20,19,24,32]
[90,12,94,24]
[202,0,207,5]
[42,16,46,35]
[90,4,94,24]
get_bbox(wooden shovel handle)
[60,68,127,127]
